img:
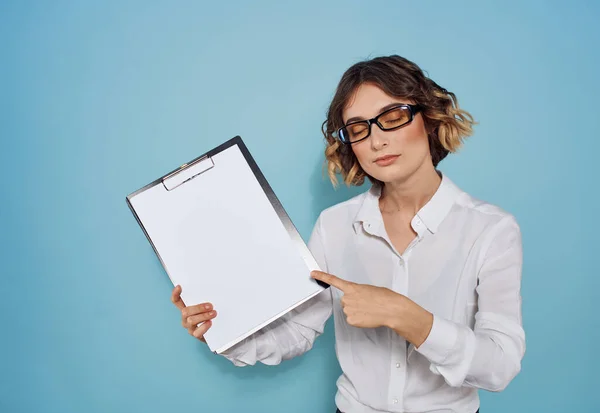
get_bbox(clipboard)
[126,136,328,354]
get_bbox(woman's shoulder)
[454,189,521,239]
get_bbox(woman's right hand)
[171,285,217,343]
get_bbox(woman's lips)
[374,155,400,166]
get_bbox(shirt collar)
[353,184,383,234]
[352,172,462,235]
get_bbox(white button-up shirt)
[222,173,525,413]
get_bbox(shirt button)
[393,398,399,404]
[396,362,401,368]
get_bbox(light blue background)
[1,1,597,412]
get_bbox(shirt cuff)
[218,337,256,366]
[415,314,459,366]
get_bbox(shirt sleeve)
[219,214,333,367]
[415,214,526,391]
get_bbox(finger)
[187,310,217,326]
[186,325,205,342]
[171,285,186,310]
[181,308,212,329]
[311,271,353,292]
[192,320,212,341]
[182,303,213,318]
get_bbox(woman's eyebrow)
[345,102,406,124]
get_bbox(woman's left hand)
[311,270,433,346]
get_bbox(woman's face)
[342,83,432,184]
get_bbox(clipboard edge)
[125,196,175,284]
[235,138,329,288]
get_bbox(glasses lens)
[379,107,411,130]
[341,122,369,143]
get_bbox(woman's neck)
[379,162,441,216]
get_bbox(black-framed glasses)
[337,104,423,144]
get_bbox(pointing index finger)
[311,271,352,292]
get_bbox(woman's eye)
[382,111,408,125]
[349,125,367,134]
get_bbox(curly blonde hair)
[322,55,476,188]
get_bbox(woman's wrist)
[387,294,434,347]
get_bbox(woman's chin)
[370,167,410,185]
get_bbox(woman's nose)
[370,127,390,150]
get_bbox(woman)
[171,55,525,413]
